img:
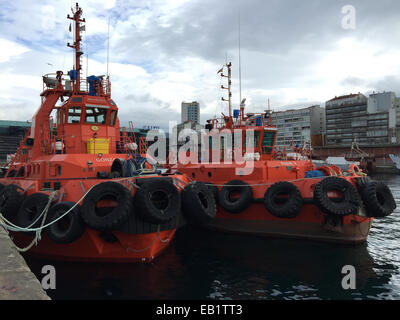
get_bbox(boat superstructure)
[170,62,396,244]
[0,3,216,262]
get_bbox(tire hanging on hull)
[81,182,132,231]
[218,180,253,214]
[182,181,216,224]
[264,181,303,219]
[134,179,180,224]
[360,181,396,218]
[313,177,360,216]
[206,182,219,204]
[46,202,85,244]
[16,193,52,229]
[0,184,25,221]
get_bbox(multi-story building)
[181,101,200,124]
[325,92,399,146]
[271,105,325,146]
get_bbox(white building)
[326,91,400,146]
[181,101,200,124]
[271,105,325,146]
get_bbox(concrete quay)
[0,226,50,300]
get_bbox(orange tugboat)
[170,62,396,244]
[0,3,216,262]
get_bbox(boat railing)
[80,76,111,96]
[48,135,136,155]
[273,145,311,160]
[42,73,73,92]
[43,73,111,96]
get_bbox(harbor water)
[24,174,400,300]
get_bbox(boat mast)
[220,62,232,118]
[238,14,242,110]
[67,3,86,94]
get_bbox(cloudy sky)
[1,0,400,130]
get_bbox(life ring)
[81,182,132,231]
[134,179,180,224]
[182,181,216,224]
[16,193,51,229]
[264,182,303,219]
[313,177,360,216]
[218,180,253,214]
[0,184,25,221]
[46,202,85,244]
[360,181,396,218]
[206,182,219,204]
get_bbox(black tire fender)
[182,181,216,224]
[81,182,132,231]
[264,182,303,219]
[16,193,51,228]
[206,182,219,204]
[218,180,253,214]
[134,179,180,224]
[0,184,25,221]
[313,177,361,216]
[46,202,85,244]
[361,181,396,218]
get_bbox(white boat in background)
[389,154,400,171]
[312,156,360,172]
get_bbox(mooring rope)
[0,177,142,252]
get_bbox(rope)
[0,191,58,252]
[0,177,142,252]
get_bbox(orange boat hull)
[209,204,372,244]
[12,229,176,263]
[175,162,373,244]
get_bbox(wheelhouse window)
[85,107,108,124]
[109,110,117,126]
[67,107,82,124]
[262,131,276,154]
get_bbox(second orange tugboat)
[0,3,216,262]
[170,62,396,244]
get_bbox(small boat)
[0,3,216,262]
[169,62,396,244]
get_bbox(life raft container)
[218,180,253,214]
[46,202,85,244]
[0,184,25,221]
[360,181,396,218]
[134,178,180,224]
[16,193,52,229]
[182,181,216,224]
[81,182,132,231]
[313,177,360,216]
[264,182,303,219]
